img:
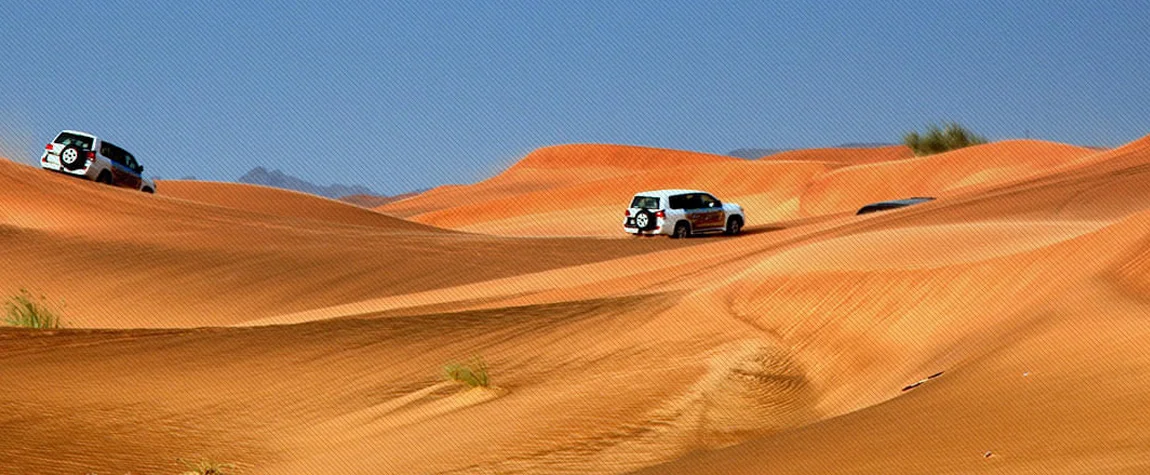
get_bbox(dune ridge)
[382,140,1105,237]
[796,140,1099,217]
[0,158,690,327]
[3,134,1150,473]
[759,144,914,164]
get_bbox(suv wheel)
[634,209,657,231]
[725,216,743,236]
[60,146,85,171]
[672,222,690,239]
[97,171,113,185]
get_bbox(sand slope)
[157,179,431,229]
[382,141,1100,237]
[338,192,413,208]
[381,143,839,236]
[759,144,914,164]
[380,144,737,219]
[797,140,1099,217]
[2,135,1150,474]
[0,160,687,327]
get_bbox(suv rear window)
[630,196,660,209]
[53,132,94,151]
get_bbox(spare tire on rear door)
[633,209,657,231]
[59,146,86,171]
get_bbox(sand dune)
[412,160,834,236]
[0,159,687,327]
[338,192,413,208]
[641,210,1150,474]
[759,144,914,164]
[379,144,736,220]
[797,140,1098,217]
[381,140,1102,237]
[2,135,1150,474]
[380,143,841,237]
[157,179,440,230]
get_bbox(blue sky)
[2,1,1148,194]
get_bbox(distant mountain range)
[232,166,424,207]
[237,166,379,199]
[226,145,894,203]
[728,143,897,159]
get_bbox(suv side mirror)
[138,166,144,173]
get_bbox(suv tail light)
[45,143,53,151]
[655,210,666,218]
[624,210,631,217]
[86,151,96,160]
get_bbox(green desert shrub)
[444,357,490,388]
[903,122,988,156]
[4,289,64,329]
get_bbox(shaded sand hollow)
[1,135,1150,473]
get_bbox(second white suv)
[40,130,156,193]
[623,189,745,238]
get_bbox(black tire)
[97,171,113,185]
[634,209,657,231]
[60,146,86,171]
[672,221,690,239]
[725,216,743,236]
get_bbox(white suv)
[623,189,745,238]
[40,130,156,193]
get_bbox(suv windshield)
[630,196,660,209]
[53,132,94,150]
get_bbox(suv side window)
[668,194,687,210]
[102,143,127,165]
[124,153,140,173]
[683,194,704,210]
[700,194,721,208]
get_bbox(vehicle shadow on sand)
[737,224,787,236]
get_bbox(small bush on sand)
[444,357,490,388]
[903,122,988,156]
[180,459,236,475]
[4,289,64,329]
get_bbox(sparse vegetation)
[903,122,988,156]
[444,357,491,388]
[179,459,237,475]
[4,289,64,329]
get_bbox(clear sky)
[2,1,1148,194]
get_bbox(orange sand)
[2,135,1150,474]
[382,141,1099,237]
[759,144,914,164]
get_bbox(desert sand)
[3,135,1150,474]
[380,141,1099,237]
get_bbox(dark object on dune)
[901,371,945,392]
[856,197,935,215]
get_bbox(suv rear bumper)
[623,225,666,235]
[40,155,95,178]
[623,215,668,235]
